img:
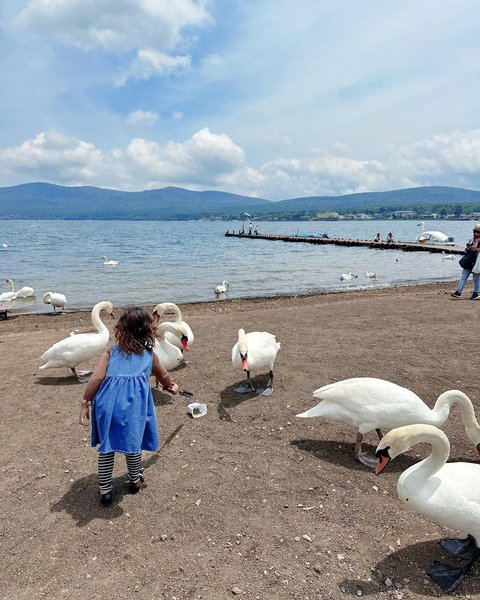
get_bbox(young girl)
[79,306,179,506]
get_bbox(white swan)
[296,377,480,467]
[43,291,68,312]
[366,272,376,278]
[39,300,114,382]
[232,328,281,396]
[376,424,480,593]
[215,280,229,294]
[7,278,36,298]
[416,222,454,245]
[153,321,189,374]
[2,242,8,249]
[0,279,17,302]
[152,302,194,351]
[101,256,119,266]
[339,272,358,281]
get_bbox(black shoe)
[129,471,145,494]
[451,291,461,298]
[470,292,479,300]
[99,491,113,507]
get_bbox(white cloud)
[1,127,480,198]
[116,49,191,87]
[127,110,159,125]
[15,0,212,54]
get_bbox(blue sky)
[1,0,480,199]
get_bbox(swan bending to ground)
[416,222,454,245]
[339,272,358,281]
[153,321,189,380]
[152,302,194,351]
[39,300,114,382]
[376,424,480,593]
[101,256,119,266]
[296,377,480,467]
[215,280,229,294]
[232,328,281,396]
[43,291,67,312]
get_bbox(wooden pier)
[224,231,463,254]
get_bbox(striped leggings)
[98,452,142,492]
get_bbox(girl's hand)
[79,403,90,425]
[168,383,180,395]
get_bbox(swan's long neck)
[238,329,247,354]
[157,323,178,345]
[91,305,108,334]
[168,304,182,324]
[6,279,14,292]
[430,390,480,443]
[403,427,450,483]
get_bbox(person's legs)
[98,452,115,504]
[453,269,471,294]
[125,452,143,486]
[472,274,480,297]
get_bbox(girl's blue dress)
[91,346,159,454]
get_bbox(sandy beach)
[2,281,480,599]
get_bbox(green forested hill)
[0,182,479,219]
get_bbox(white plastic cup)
[187,402,207,419]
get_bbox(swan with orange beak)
[232,328,280,396]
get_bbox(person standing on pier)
[451,225,480,300]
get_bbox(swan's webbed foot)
[354,451,378,468]
[428,561,469,593]
[73,368,93,383]
[234,381,255,394]
[179,358,190,366]
[354,432,377,467]
[256,386,273,396]
[441,535,479,560]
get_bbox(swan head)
[237,329,248,370]
[94,300,114,317]
[375,424,449,475]
[152,302,181,323]
[43,291,54,304]
[157,321,188,345]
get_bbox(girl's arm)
[79,350,110,425]
[152,352,179,393]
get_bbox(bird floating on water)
[366,272,376,278]
[339,272,358,281]
[0,278,36,301]
[215,280,229,294]
[101,256,119,266]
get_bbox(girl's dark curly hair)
[115,307,156,354]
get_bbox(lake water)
[0,219,472,314]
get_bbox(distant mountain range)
[1,182,480,220]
